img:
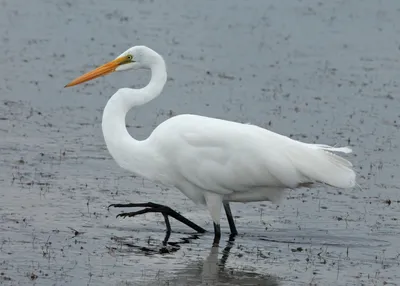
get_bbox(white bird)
[65,45,356,246]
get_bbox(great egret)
[65,45,356,246]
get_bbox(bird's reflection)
[139,235,280,286]
[108,232,202,255]
[194,236,280,286]
[111,232,280,285]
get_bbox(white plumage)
[65,45,356,245]
[137,114,355,223]
[147,114,354,197]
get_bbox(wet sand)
[1,0,400,285]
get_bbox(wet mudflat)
[1,0,400,285]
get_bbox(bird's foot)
[115,207,166,219]
[108,202,164,211]
[108,202,206,234]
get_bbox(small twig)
[67,227,83,237]
[86,197,90,216]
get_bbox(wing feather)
[152,115,355,195]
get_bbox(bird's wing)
[160,116,355,196]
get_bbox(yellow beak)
[65,55,131,88]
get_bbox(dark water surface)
[1,0,400,285]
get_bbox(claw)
[116,213,127,218]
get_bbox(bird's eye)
[127,55,133,61]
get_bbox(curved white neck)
[101,54,167,177]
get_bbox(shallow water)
[1,0,400,285]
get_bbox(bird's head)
[65,45,158,88]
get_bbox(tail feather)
[313,144,353,154]
[288,144,356,189]
[312,145,353,167]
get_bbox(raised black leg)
[108,202,206,234]
[223,202,238,236]
[161,213,171,246]
[213,223,221,246]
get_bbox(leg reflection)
[200,237,280,285]
[201,235,236,282]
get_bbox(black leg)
[213,223,221,246]
[108,202,206,234]
[161,213,171,246]
[223,202,238,236]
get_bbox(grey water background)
[1,0,400,285]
